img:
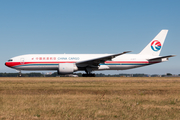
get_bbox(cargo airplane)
[5,30,175,77]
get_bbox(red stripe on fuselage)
[105,61,149,63]
[5,61,76,67]
[105,61,160,64]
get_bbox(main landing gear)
[82,74,96,77]
[82,67,96,77]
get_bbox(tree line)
[0,72,178,77]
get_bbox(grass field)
[0,77,180,120]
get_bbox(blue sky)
[0,0,179,74]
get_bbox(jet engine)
[58,63,78,75]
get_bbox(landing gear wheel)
[18,70,22,77]
[82,74,96,77]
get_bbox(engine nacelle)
[58,63,78,75]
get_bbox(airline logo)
[151,40,161,51]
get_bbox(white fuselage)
[5,54,165,72]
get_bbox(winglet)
[111,51,131,59]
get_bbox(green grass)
[0,77,180,119]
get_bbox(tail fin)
[139,30,168,56]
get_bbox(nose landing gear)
[16,70,22,77]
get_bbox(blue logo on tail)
[151,40,161,51]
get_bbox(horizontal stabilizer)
[148,55,175,61]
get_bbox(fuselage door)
[20,58,24,64]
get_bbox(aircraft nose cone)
[5,62,11,67]
[5,62,9,67]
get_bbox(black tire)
[82,74,96,77]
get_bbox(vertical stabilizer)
[139,30,168,56]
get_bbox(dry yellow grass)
[0,77,180,120]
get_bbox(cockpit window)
[8,59,13,62]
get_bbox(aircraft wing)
[148,55,175,61]
[76,51,131,67]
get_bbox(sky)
[0,0,179,75]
